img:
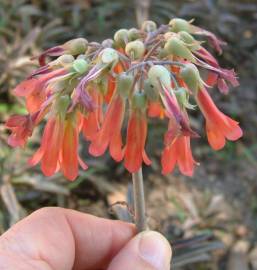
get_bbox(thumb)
[107,231,172,270]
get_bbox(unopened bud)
[148,65,171,89]
[125,40,145,59]
[175,87,195,109]
[179,31,200,51]
[100,48,119,66]
[114,29,129,47]
[175,87,187,104]
[141,20,157,32]
[169,18,190,33]
[128,28,141,41]
[158,48,168,59]
[102,39,114,48]
[64,38,88,55]
[144,79,159,101]
[180,63,201,93]
[164,37,195,61]
[117,73,133,98]
[72,59,89,74]
[55,95,70,115]
[132,92,147,109]
[57,54,75,66]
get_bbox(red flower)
[104,63,124,103]
[124,109,151,173]
[89,94,125,161]
[82,89,103,141]
[147,101,165,118]
[196,87,243,150]
[29,113,87,181]
[5,115,33,147]
[161,135,197,176]
[13,69,66,113]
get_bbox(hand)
[0,207,172,270]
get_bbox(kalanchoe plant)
[5,18,243,232]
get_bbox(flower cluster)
[6,19,243,180]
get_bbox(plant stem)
[132,167,147,232]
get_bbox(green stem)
[132,168,147,232]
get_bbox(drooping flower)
[13,68,66,113]
[124,94,151,173]
[196,57,239,94]
[89,93,126,161]
[5,115,34,147]
[61,114,88,180]
[28,97,87,181]
[147,101,165,118]
[162,135,197,176]
[82,88,103,141]
[196,87,243,150]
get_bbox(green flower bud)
[148,65,171,89]
[125,40,145,59]
[117,73,134,98]
[143,79,159,101]
[76,54,87,60]
[57,54,74,66]
[179,31,201,51]
[55,95,70,116]
[128,28,141,41]
[114,29,129,47]
[164,37,195,62]
[175,87,195,109]
[102,39,114,48]
[169,18,190,33]
[180,63,201,93]
[141,20,157,32]
[158,48,168,59]
[132,92,147,109]
[72,59,89,74]
[64,38,88,55]
[100,48,119,66]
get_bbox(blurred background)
[0,0,257,269]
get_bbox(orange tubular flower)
[82,89,103,141]
[13,68,66,113]
[105,62,124,103]
[61,116,87,180]
[196,87,243,150]
[29,112,87,181]
[124,108,151,173]
[5,115,33,147]
[161,135,196,176]
[148,101,165,118]
[89,94,125,161]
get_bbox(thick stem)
[132,168,147,232]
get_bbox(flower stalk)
[132,167,147,232]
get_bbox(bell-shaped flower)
[5,115,34,147]
[28,96,87,180]
[124,93,151,173]
[196,87,243,150]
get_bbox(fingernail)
[139,231,172,269]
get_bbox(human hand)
[0,207,172,270]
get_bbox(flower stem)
[132,167,147,232]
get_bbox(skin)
[0,207,172,270]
